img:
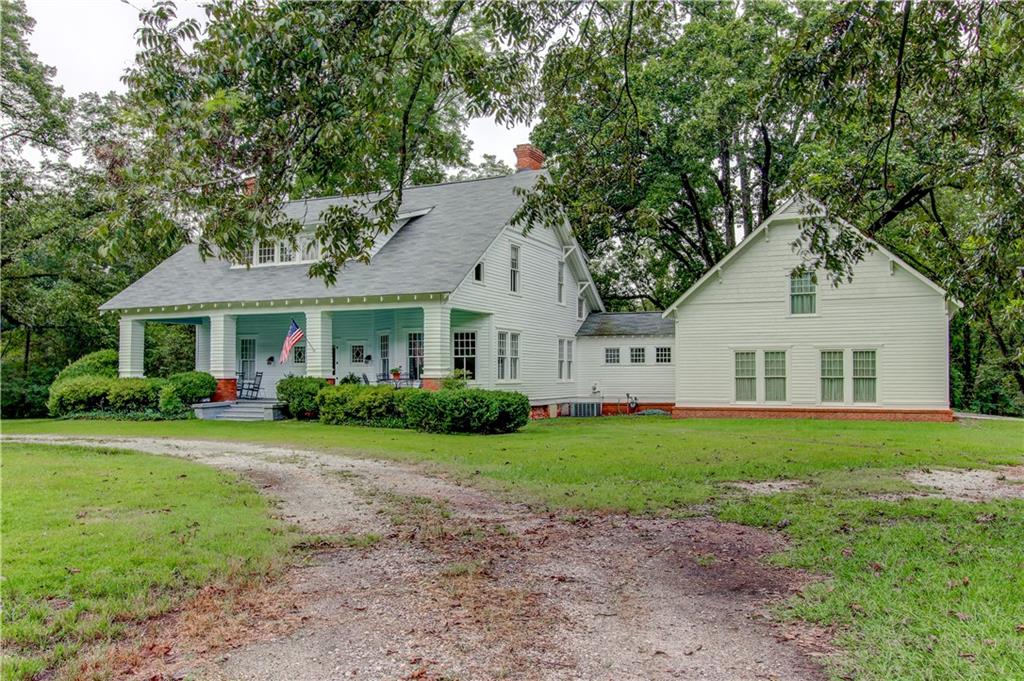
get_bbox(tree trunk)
[22,327,31,377]
[718,137,735,249]
[757,122,772,224]
[736,130,754,238]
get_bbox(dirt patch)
[5,434,828,681]
[903,465,1024,502]
[727,479,810,495]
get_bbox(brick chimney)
[514,143,545,172]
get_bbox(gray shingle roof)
[576,312,674,337]
[100,171,541,310]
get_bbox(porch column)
[194,319,210,372]
[209,313,237,401]
[305,310,333,379]
[118,317,145,378]
[421,301,451,390]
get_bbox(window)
[821,350,844,402]
[577,295,586,319]
[510,244,520,293]
[379,335,390,374]
[630,347,645,364]
[656,347,672,364]
[293,344,305,364]
[303,239,320,261]
[258,241,275,264]
[350,344,365,364]
[407,333,423,380]
[557,260,565,303]
[853,350,877,402]
[735,351,756,401]
[790,272,816,314]
[453,331,476,379]
[764,351,787,401]
[605,347,620,364]
[497,331,507,380]
[509,332,520,380]
[279,242,294,263]
[474,262,484,282]
[558,339,574,380]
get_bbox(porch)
[116,301,491,402]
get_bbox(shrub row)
[47,370,217,418]
[315,384,529,434]
[276,375,330,419]
[52,349,119,386]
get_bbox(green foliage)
[52,349,118,386]
[449,154,514,181]
[166,371,217,405]
[157,384,189,418]
[105,378,166,413]
[144,324,196,377]
[343,385,398,423]
[403,388,530,434]
[1,363,56,418]
[46,375,116,416]
[337,373,362,385]
[315,384,366,425]
[440,369,468,390]
[276,375,329,419]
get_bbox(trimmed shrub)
[47,375,117,416]
[440,370,468,391]
[343,385,397,423]
[316,384,365,425]
[107,378,167,412]
[400,388,530,434]
[338,373,362,385]
[167,371,217,405]
[53,349,118,385]
[276,375,329,419]
[158,384,191,418]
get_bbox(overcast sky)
[23,0,532,167]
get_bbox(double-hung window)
[510,245,520,293]
[509,332,520,380]
[790,272,816,314]
[557,261,565,303]
[820,350,844,402]
[605,348,620,364]
[853,350,877,402]
[558,339,573,380]
[258,241,275,264]
[764,351,787,401]
[279,242,294,263]
[497,331,508,380]
[656,347,672,364]
[453,331,476,379]
[734,352,756,402]
[630,347,645,364]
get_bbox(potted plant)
[390,365,402,380]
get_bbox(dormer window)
[258,241,275,264]
[279,242,294,263]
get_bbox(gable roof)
[577,312,674,337]
[101,171,545,311]
[662,195,956,317]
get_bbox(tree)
[450,153,513,181]
[109,0,574,284]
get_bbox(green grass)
[4,415,1023,680]
[0,443,293,681]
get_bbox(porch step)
[193,399,285,421]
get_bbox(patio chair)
[361,373,371,385]
[240,372,262,399]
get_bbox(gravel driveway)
[5,435,829,681]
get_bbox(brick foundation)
[421,377,442,391]
[326,377,336,385]
[213,378,237,402]
[529,405,550,419]
[671,405,955,422]
[601,402,675,416]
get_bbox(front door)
[407,332,423,380]
[379,334,390,376]
[238,337,256,381]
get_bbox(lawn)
[0,443,293,681]
[3,415,1023,680]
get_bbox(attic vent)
[570,402,602,417]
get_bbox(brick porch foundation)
[671,406,955,422]
[601,402,675,416]
[421,377,442,391]
[213,378,237,402]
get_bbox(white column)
[118,317,145,378]
[194,319,211,373]
[209,313,237,379]
[305,310,333,378]
[421,302,451,380]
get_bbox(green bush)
[1,363,57,418]
[106,378,167,412]
[158,384,191,418]
[396,388,529,434]
[276,375,329,419]
[343,385,398,423]
[47,376,117,416]
[52,349,118,386]
[316,384,365,425]
[440,370,469,390]
[337,373,362,385]
[167,371,217,404]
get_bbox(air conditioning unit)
[570,402,602,417]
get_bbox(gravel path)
[5,435,829,681]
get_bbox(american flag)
[279,319,304,364]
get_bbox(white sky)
[23,0,531,166]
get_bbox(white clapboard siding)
[449,222,589,402]
[575,336,676,403]
[672,219,951,409]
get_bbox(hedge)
[158,384,190,418]
[167,371,217,404]
[48,373,209,418]
[106,378,167,412]
[276,375,330,419]
[316,384,529,434]
[47,376,118,416]
[52,349,119,385]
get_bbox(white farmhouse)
[102,146,956,422]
